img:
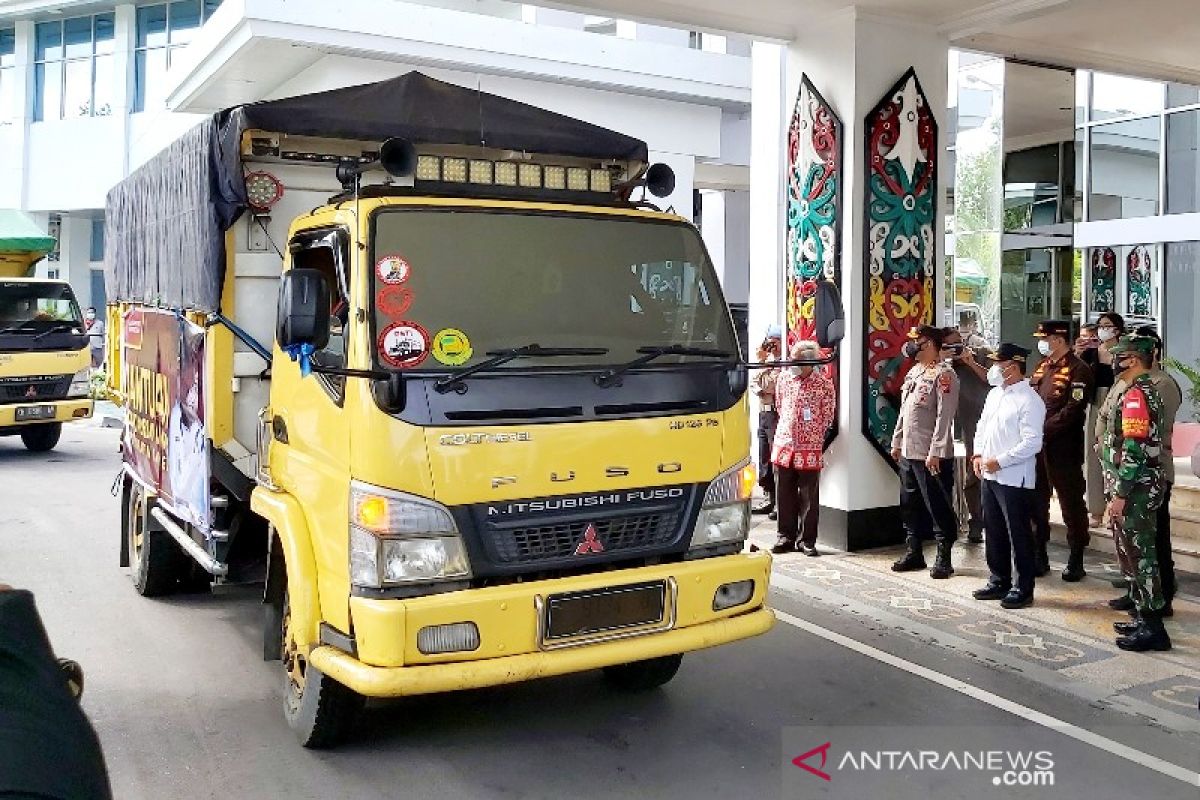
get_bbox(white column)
[114,4,136,179]
[724,189,751,305]
[12,20,34,209]
[699,189,727,285]
[748,41,785,355]
[788,10,949,547]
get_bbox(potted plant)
[1162,357,1200,474]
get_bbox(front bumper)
[0,399,92,429]
[318,551,773,698]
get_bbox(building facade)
[0,0,752,313]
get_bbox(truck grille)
[0,375,72,404]
[490,510,683,565]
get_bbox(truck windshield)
[0,282,83,331]
[370,209,737,372]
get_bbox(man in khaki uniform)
[751,325,782,519]
[1097,326,1182,616]
[891,325,961,579]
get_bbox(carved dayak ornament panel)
[786,75,843,445]
[863,68,938,466]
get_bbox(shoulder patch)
[1122,386,1150,440]
[1072,388,1084,401]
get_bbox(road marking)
[773,609,1200,788]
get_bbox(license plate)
[15,405,55,421]
[544,580,666,641]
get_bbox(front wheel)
[602,653,684,691]
[280,587,363,748]
[20,423,61,452]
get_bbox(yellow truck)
[0,210,93,451]
[105,73,841,747]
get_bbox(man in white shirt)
[971,344,1047,609]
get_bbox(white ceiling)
[542,0,1200,84]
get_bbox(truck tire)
[20,423,61,452]
[280,587,363,748]
[125,482,188,597]
[602,654,683,692]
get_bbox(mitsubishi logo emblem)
[574,523,605,555]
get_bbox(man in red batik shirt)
[770,340,837,556]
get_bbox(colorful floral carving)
[1090,248,1116,313]
[863,69,937,465]
[1127,245,1152,317]
[786,75,842,445]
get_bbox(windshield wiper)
[32,324,80,341]
[0,322,39,336]
[434,343,610,393]
[595,344,733,388]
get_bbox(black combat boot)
[1112,617,1140,635]
[1116,612,1172,652]
[891,536,926,572]
[1108,593,1134,611]
[752,494,775,515]
[966,520,984,544]
[1061,547,1086,582]
[1033,545,1050,578]
[929,540,955,579]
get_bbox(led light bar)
[408,153,622,195]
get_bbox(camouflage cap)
[1107,333,1157,357]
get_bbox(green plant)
[89,370,109,401]
[1163,357,1200,422]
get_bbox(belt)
[761,404,775,412]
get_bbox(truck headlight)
[349,482,471,588]
[68,369,90,399]
[689,459,754,549]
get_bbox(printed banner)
[121,309,210,532]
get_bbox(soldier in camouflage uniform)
[1100,334,1170,652]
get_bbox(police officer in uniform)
[1030,320,1094,580]
[891,325,961,579]
[1102,334,1171,652]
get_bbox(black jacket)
[0,591,111,799]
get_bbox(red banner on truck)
[121,309,210,531]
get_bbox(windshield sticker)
[431,328,473,366]
[378,321,429,368]
[376,254,412,285]
[377,285,414,318]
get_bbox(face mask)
[901,341,920,359]
[1037,340,1052,357]
[987,364,1006,386]
[1098,327,1117,342]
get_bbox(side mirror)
[813,280,845,349]
[277,268,330,353]
[372,371,407,414]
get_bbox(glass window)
[1166,108,1200,214]
[35,21,63,61]
[135,1,224,111]
[1091,72,1163,121]
[1088,117,1161,220]
[0,29,14,125]
[34,15,115,121]
[63,58,92,117]
[136,5,169,48]
[1075,70,1089,125]
[1164,242,1200,416]
[90,219,106,262]
[1166,82,1200,109]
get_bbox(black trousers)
[982,480,1036,594]
[776,466,821,546]
[1033,437,1090,551]
[757,409,778,495]
[899,458,958,544]
[961,422,982,529]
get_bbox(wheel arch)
[252,487,321,647]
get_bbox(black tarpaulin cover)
[105,72,649,313]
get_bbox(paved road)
[2,426,1198,799]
